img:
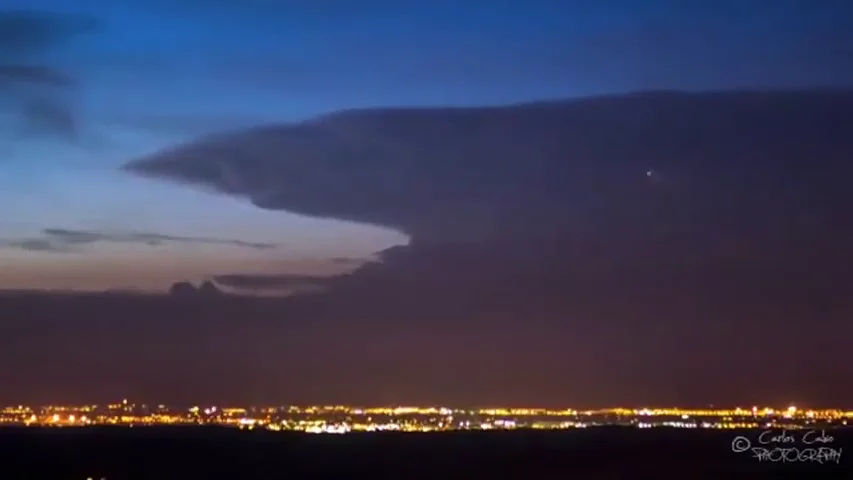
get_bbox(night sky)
[1,1,852,407]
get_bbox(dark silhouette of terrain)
[0,427,848,479]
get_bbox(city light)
[0,403,850,433]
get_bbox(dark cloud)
[1,238,69,252]
[168,280,224,297]
[5,90,846,406]
[0,251,849,406]
[209,276,329,297]
[329,256,365,265]
[210,272,355,297]
[0,10,99,140]
[125,89,853,245]
[0,227,276,252]
[123,91,853,393]
[0,65,74,86]
[15,95,79,138]
[213,273,331,289]
[0,10,98,54]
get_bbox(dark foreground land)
[0,427,850,479]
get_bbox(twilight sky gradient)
[3,1,853,291]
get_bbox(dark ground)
[0,427,849,479]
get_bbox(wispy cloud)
[0,65,75,86]
[0,9,99,141]
[0,227,276,253]
[0,10,98,54]
[1,238,67,252]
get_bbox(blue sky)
[1,0,851,291]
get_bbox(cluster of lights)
[1,402,850,434]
